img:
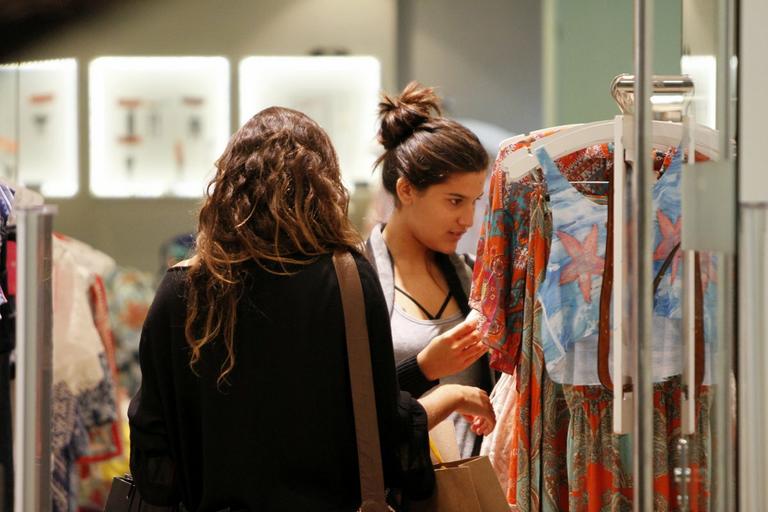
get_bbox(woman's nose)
[459,204,475,228]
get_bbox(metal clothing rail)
[610,74,695,115]
[630,3,654,512]
[14,205,56,512]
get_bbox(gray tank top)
[391,304,483,458]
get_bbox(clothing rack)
[605,72,703,443]
[610,74,695,116]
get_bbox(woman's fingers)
[468,416,495,436]
[459,330,482,349]
[444,317,478,342]
[461,342,487,364]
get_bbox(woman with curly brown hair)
[128,106,495,511]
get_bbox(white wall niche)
[89,56,230,198]
[0,59,79,197]
[239,56,381,187]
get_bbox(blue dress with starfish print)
[536,146,711,385]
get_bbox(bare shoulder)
[173,255,199,268]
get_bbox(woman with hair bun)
[128,106,495,511]
[367,82,496,459]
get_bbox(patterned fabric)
[159,233,195,278]
[51,381,90,512]
[564,377,710,512]
[650,155,716,384]
[76,276,128,511]
[52,238,106,393]
[50,237,111,512]
[0,185,13,222]
[536,148,609,385]
[77,420,131,511]
[480,371,517,497]
[0,185,12,311]
[49,238,125,511]
[472,130,712,511]
[105,267,157,396]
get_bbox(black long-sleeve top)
[128,252,434,512]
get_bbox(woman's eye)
[449,198,462,206]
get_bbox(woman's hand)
[416,318,487,381]
[418,384,495,434]
[454,386,496,436]
[467,416,495,436]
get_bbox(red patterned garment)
[76,275,128,511]
[472,131,711,512]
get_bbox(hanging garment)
[0,212,12,512]
[104,267,156,397]
[0,352,12,512]
[50,237,118,512]
[535,146,710,385]
[472,132,575,512]
[535,146,611,385]
[472,132,713,512]
[76,275,128,511]
[0,177,44,226]
[0,185,14,313]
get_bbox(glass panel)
[675,0,738,510]
[738,0,768,506]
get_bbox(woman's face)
[398,170,486,254]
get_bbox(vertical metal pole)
[14,206,56,512]
[714,0,737,510]
[632,0,654,511]
[739,205,767,511]
[739,0,768,505]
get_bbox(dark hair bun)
[377,81,442,150]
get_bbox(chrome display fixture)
[625,0,738,510]
[739,0,768,509]
[680,0,738,510]
[631,3,654,511]
[14,206,56,512]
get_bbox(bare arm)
[417,383,495,436]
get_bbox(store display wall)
[3,0,546,273]
[4,0,398,273]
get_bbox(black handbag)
[104,474,179,511]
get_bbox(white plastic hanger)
[496,123,583,150]
[496,117,719,182]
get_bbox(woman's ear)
[395,177,416,206]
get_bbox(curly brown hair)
[185,106,362,385]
